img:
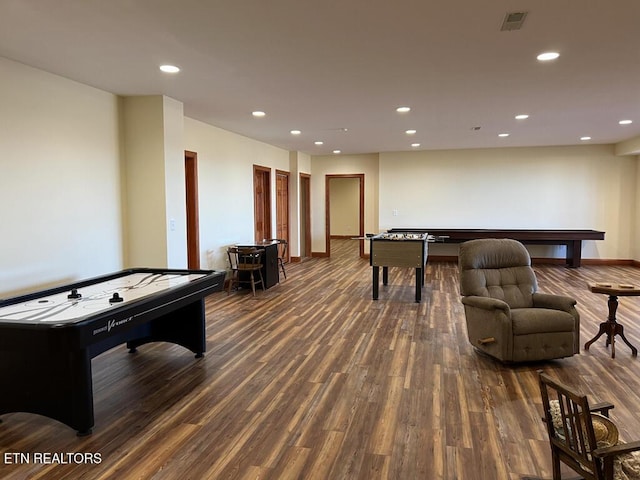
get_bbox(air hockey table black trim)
[0,268,225,436]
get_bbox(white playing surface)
[0,272,207,324]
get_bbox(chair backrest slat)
[227,246,263,269]
[539,371,604,480]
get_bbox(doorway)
[184,151,199,269]
[300,173,311,260]
[275,170,290,261]
[325,174,364,258]
[253,165,272,242]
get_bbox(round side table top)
[589,282,640,296]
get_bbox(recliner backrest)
[459,238,538,309]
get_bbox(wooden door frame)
[300,173,311,260]
[253,165,272,242]
[275,169,290,262]
[185,150,200,269]
[325,174,365,258]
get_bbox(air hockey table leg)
[125,299,207,358]
[0,345,95,436]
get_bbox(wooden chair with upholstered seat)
[227,246,265,296]
[538,370,640,480]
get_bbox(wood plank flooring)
[2,239,640,479]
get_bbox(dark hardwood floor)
[2,239,640,479]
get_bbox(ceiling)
[1,0,639,156]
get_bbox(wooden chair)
[538,370,640,479]
[267,239,288,280]
[227,247,265,296]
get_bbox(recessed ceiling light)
[396,106,411,113]
[290,130,301,135]
[411,143,421,148]
[314,141,324,145]
[405,129,417,135]
[252,111,266,117]
[537,52,559,61]
[580,136,592,141]
[159,64,180,73]
[619,119,633,125]
[498,133,510,137]
[515,114,529,120]
[333,150,341,154]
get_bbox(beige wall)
[121,96,168,268]
[0,56,303,297]
[288,151,312,259]
[121,95,187,269]
[0,57,123,296]
[163,97,188,268]
[378,146,636,260]
[183,117,291,271]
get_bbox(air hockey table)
[0,268,225,435]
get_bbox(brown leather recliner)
[458,238,580,362]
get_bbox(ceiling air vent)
[500,11,527,31]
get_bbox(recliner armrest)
[461,296,510,314]
[532,292,577,312]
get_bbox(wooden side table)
[585,283,639,358]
